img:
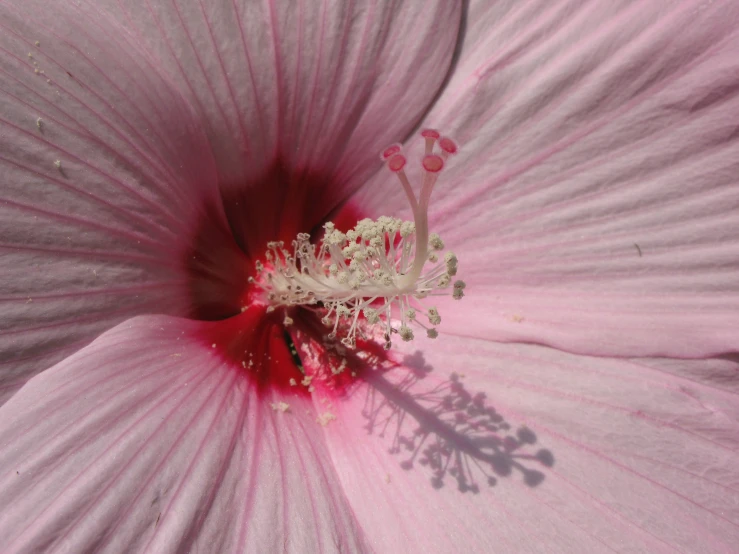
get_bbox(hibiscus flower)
[1,1,738,552]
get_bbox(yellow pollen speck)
[331,358,347,375]
[270,401,290,413]
[384,474,391,484]
[53,160,62,170]
[316,412,336,426]
[511,314,525,323]
[289,378,297,386]
[35,41,40,47]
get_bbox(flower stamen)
[252,132,465,350]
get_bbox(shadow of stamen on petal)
[360,350,555,493]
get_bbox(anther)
[453,279,466,300]
[399,325,414,342]
[427,307,441,325]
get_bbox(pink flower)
[1,1,738,552]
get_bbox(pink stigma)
[422,154,444,173]
[381,144,402,161]
[388,154,407,172]
[421,129,440,155]
[438,137,458,159]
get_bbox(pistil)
[251,131,465,350]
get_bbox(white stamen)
[317,412,337,426]
[252,133,464,349]
[398,325,414,342]
[429,233,444,250]
[427,307,441,326]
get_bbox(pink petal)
[0,315,370,553]
[357,0,739,358]
[0,1,232,404]
[99,0,461,196]
[320,337,739,553]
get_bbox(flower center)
[250,131,465,350]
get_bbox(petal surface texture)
[357,0,739,358]
[319,336,739,553]
[103,0,461,214]
[0,315,370,554]
[0,0,225,403]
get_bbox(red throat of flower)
[191,131,465,399]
